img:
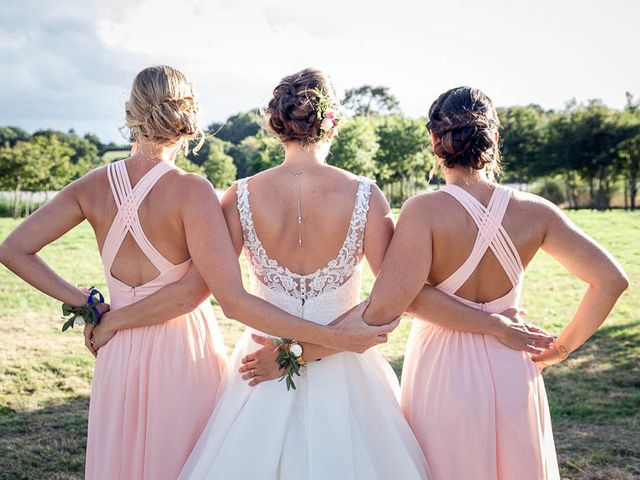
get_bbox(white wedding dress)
[179,177,430,480]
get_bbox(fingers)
[241,353,254,364]
[241,370,261,381]
[373,334,388,345]
[523,345,545,355]
[329,298,371,326]
[251,333,272,346]
[370,316,400,334]
[351,297,371,317]
[239,359,259,373]
[84,337,97,357]
[525,324,554,338]
[528,338,553,349]
[83,326,97,357]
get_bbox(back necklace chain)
[282,162,322,247]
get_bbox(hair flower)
[320,117,335,132]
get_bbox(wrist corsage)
[273,338,307,391]
[61,287,105,332]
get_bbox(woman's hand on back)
[492,308,555,354]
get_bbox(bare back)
[224,165,386,275]
[426,184,547,303]
[79,158,195,288]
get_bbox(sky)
[0,0,638,143]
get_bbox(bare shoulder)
[367,183,391,217]
[171,170,221,209]
[393,191,449,234]
[400,190,450,217]
[507,188,566,225]
[65,165,110,201]
[220,181,240,215]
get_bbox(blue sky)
[0,0,638,143]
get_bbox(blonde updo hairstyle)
[125,65,204,155]
[265,68,339,147]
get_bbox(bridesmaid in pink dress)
[0,66,397,480]
[362,87,628,479]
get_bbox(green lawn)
[0,211,638,479]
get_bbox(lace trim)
[236,177,373,302]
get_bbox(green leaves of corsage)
[273,338,304,391]
[61,287,105,332]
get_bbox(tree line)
[1,86,638,218]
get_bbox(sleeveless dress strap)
[347,178,373,255]
[437,184,523,296]
[102,160,176,272]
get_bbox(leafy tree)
[547,101,626,209]
[0,136,73,216]
[175,155,205,175]
[207,111,261,144]
[328,116,378,177]
[226,140,261,179]
[374,115,432,180]
[498,105,551,182]
[33,130,102,178]
[616,96,640,210]
[0,126,31,147]
[200,138,237,188]
[342,86,401,117]
[245,131,284,175]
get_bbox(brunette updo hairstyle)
[427,87,501,174]
[125,65,204,155]
[265,68,338,146]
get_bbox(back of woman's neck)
[130,141,178,165]
[282,142,328,171]
[444,168,492,189]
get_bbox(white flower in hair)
[320,117,335,132]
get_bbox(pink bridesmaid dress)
[401,184,560,480]
[85,160,228,480]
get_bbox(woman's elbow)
[217,292,244,319]
[0,239,16,267]
[610,271,630,296]
[597,267,630,297]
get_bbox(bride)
[181,67,430,479]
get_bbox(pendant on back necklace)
[283,163,321,247]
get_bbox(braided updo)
[427,87,501,173]
[265,68,339,146]
[125,65,204,154]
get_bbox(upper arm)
[363,195,433,325]
[540,200,628,292]
[181,175,246,304]
[220,183,244,257]
[363,184,395,275]
[1,175,89,255]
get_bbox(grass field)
[0,211,638,479]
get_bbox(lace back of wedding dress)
[236,177,373,305]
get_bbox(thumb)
[352,297,371,316]
[251,333,272,346]
[371,316,401,334]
